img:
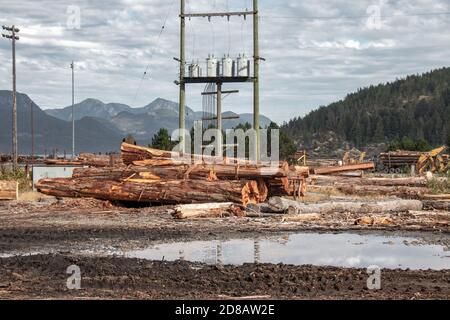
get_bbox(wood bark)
[267,197,423,214]
[73,163,289,183]
[36,178,265,206]
[0,181,18,200]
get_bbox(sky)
[1,0,450,124]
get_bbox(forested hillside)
[283,68,450,151]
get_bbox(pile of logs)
[36,143,308,206]
[379,151,422,167]
[44,153,123,167]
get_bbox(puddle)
[123,232,450,270]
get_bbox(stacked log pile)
[44,153,123,167]
[379,151,422,167]
[36,143,308,206]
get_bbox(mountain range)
[0,91,272,154]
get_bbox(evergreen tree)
[124,134,136,145]
[150,128,175,151]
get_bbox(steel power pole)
[179,0,186,153]
[70,61,75,159]
[253,0,260,162]
[2,25,20,169]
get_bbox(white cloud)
[0,0,449,123]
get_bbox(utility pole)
[179,0,186,153]
[30,100,34,169]
[2,25,20,169]
[70,61,75,159]
[253,0,260,162]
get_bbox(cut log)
[44,154,123,167]
[77,153,123,167]
[334,184,430,198]
[267,197,423,214]
[121,142,286,167]
[331,171,363,178]
[310,175,428,187]
[312,162,375,175]
[421,194,450,200]
[281,213,321,222]
[173,203,236,219]
[73,163,288,182]
[0,181,18,200]
[423,200,450,211]
[355,216,395,226]
[36,178,264,206]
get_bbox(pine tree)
[151,128,175,151]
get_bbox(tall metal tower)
[2,25,20,169]
[177,0,261,161]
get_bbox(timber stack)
[36,143,308,206]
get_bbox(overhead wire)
[260,11,450,21]
[132,0,176,106]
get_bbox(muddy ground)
[0,254,448,300]
[0,197,449,299]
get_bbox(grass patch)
[0,166,32,192]
[427,175,450,194]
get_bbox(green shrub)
[0,166,32,192]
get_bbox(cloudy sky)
[1,0,450,123]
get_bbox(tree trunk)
[36,178,265,206]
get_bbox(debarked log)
[267,197,423,214]
[312,162,375,175]
[173,203,241,219]
[334,184,430,198]
[36,178,266,206]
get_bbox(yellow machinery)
[417,146,449,174]
[343,151,366,165]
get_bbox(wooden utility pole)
[70,61,75,159]
[179,0,186,153]
[30,100,34,168]
[2,25,20,169]
[253,0,260,161]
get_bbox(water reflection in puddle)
[124,233,450,270]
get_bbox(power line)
[261,11,450,21]
[132,0,176,105]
